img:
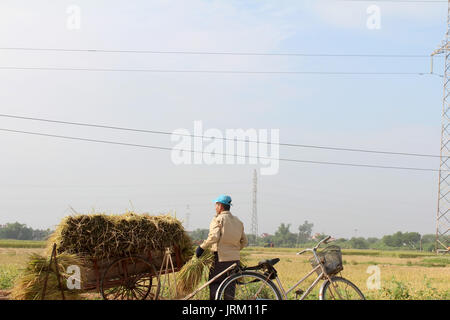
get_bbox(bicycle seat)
[258,258,280,267]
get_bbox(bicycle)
[215,236,365,300]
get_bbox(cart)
[45,243,235,301]
[80,245,184,300]
[84,248,240,301]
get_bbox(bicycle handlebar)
[296,235,333,255]
[316,235,332,248]
[296,249,310,255]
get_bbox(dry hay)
[0,290,11,300]
[12,212,194,300]
[47,212,193,262]
[176,250,215,296]
[11,253,86,300]
[176,251,249,297]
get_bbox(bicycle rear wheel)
[321,277,365,300]
[215,271,282,300]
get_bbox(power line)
[0,66,431,76]
[338,0,446,3]
[0,184,249,188]
[336,0,448,4]
[0,113,445,159]
[0,127,443,172]
[0,47,437,58]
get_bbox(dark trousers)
[208,252,238,300]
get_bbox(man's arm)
[200,217,222,250]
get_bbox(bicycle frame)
[274,265,321,300]
[269,236,344,300]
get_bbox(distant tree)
[403,232,421,249]
[330,238,347,249]
[382,232,403,247]
[382,235,393,247]
[247,234,259,246]
[382,231,422,248]
[420,234,437,251]
[0,222,33,240]
[297,221,314,244]
[349,237,369,249]
[188,228,209,241]
[423,243,435,252]
[421,234,435,244]
[312,233,328,242]
[260,234,275,247]
[391,231,405,247]
[274,223,297,247]
[32,228,52,241]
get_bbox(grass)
[244,246,436,258]
[0,248,45,265]
[378,276,450,300]
[419,257,450,267]
[0,265,20,290]
[0,240,46,249]
[242,247,450,300]
[0,248,46,293]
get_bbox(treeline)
[0,222,53,241]
[189,221,446,252]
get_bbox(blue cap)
[214,195,232,206]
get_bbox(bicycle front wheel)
[215,271,283,300]
[321,277,365,300]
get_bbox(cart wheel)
[100,256,160,300]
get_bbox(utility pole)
[251,169,258,245]
[431,0,450,253]
[185,205,190,232]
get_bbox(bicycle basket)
[310,245,343,276]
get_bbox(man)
[195,194,248,300]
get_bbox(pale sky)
[0,0,447,238]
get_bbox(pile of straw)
[176,250,215,296]
[48,212,193,262]
[11,253,86,300]
[12,212,194,300]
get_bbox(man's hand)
[195,246,204,258]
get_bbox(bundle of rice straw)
[47,212,193,262]
[11,253,86,300]
[176,250,215,296]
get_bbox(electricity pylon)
[185,205,190,232]
[251,169,258,245]
[431,0,450,252]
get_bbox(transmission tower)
[184,205,190,232]
[431,0,450,252]
[251,169,258,245]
